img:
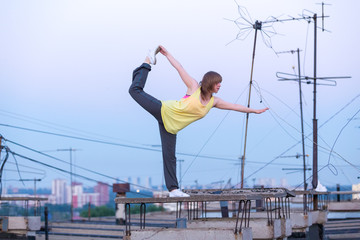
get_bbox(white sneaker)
[147,46,161,65]
[169,189,190,197]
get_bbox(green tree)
[80,205,115,218]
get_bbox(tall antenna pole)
[177,159,184,189]
[0,136,2,160]
[241,21,261,189]
[296,48,307,212]
[58,148,77,222]
[70,148,73,220]
[312,14,319,210]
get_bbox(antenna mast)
[240,21,262,189]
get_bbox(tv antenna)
[226,1,331,189]
[276,47,341,198]
[277,39,350,211]
[277,61,351,194]
[277,49,308,197]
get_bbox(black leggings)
[129,63,179,191]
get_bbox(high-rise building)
[52,179,67,204]
[258,178,277,188]
[135,177,141,186]
[280,178,289,188]
[71,182,84,208]
[145,177,152,189]
[94,182,109,206]
[126,177,132,184]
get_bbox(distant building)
[352,183,360,200]
[52,179,67,204]
[94,182,109,205]
[258,178,277,188]
[135,177,141,186]
[82,193,99,207]
[67,182,104,208]
[280,178,289,188]
[126,177,132,184]
[71,182,83,208]
[145,177,152,189]
[5,179,109,208]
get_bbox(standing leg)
[129,62,184,194]
[158,123,179,191]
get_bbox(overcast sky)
[1,0,359,191]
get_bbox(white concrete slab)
[309,210,328,225]
[125,228,252,240]
[2,216,27,231]
[281,218,292,237]
[290,212,311,230]
[27,216,41,231]
[251,218,282,240]
[328,201,360,211]
[188,217,282,239]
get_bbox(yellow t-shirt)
[161,88,214,134]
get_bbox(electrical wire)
[243,93,360,185]
[259,86,336,152]
[0,146,9,198]
[0,124,246,163]
[327,108,360,173]
[10,152,24,186]
[2,138,157,193]
[0,124,163,152]
[6,161,47,175]
[0,109,145,146]
[259,85,341,156]
[7,150,153,198]
[256,85,360,162]
[180,83,249,181]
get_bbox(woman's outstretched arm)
[159,45,199,95]
[213,97,269,114]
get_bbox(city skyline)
[2,179,112,208]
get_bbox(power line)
[0,109,143,146]
[242,93,360,183]
[180,83,250,181]
[0,123,245,163]
[7,150,153,198]
[327,107,360,173]
[2,138,156,193]
[0,123,161,152]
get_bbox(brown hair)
[200,71,222,97]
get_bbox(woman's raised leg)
[129,62,162,122]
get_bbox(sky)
[0,0,359,192]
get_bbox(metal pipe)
[312,13,319,210]
[241,21,261,188]
[296,48,308,213]
[125,203,131,236]
[44,206,49,240]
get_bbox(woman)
[129,45,268,197]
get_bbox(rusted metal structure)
[115,188,294,237]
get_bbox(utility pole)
[277,16,350,211]
[312,14,319,211]
[0,136,2,160]
[295,48,309,213]
[57,148,78,222]
[241,21,261,189]
[276,48,308,197]
[228,2,336,192]
[276,47,308,214]
[295,48,307,192]
[177,159,184,190]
